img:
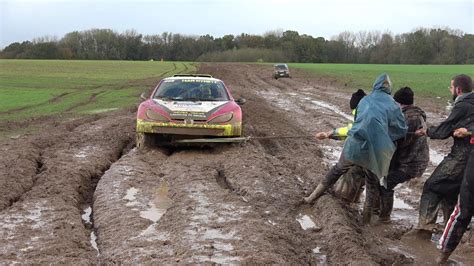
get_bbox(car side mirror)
[235,98,246,105]
[140,92,148,101]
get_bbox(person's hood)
[372,73,392,94]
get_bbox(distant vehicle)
[136,74,245,147]
[273,64,291,79]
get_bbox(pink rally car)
[136,74,245,147]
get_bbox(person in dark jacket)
[437,127,473,264]
[415,74,474,236]
[379,87,430,222]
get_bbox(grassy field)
[290,63,474,98]
[0,60,195,121]
[2,61,472,122]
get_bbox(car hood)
[152,99,230,120]
[153,99,228,112]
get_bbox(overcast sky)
[1,0,473,48]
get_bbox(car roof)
[164,74,222,82]
[274,64,288,67]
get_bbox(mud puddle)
[81,206,99,256]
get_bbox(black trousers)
[380,169,412,198]
[418,151,469,228]
[439,146,474,252]
[323,155,380,210]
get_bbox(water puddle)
[123,187,139,207]
[140,182,172,223]
[312,246,328,264]
[256,90,306,114]
[321,145,342,164]
[81,206,99,255]
[445,100,453,112]
[202,228,237,240]
[75,146,95,159]
[195,255,241,264]
[310,100,353,121]
[296,213,317,230]
[393,195,413,210]
[90,232,99,256]
[81,206,92,224]
[429,149,444,166]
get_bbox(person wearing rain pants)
[437,127,473,264]
[304,73,407,224]
[315,89,367,203]
[378,87,430,222]
[415,74,474,236]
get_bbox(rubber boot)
[304,183,327,204]
[362,205,373,225]
[436,251,451,265]
[379,194,394,223]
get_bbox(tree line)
[1,27,473,64]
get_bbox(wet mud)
[0,63,472,264]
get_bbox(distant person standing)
[305,73,407,224]
[379,87,429,222]
[415,74,474,237]
[437,127,473,264]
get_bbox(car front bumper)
[136,119,242,137]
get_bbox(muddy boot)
[404,228,433,241]
[379,194,394,223]
[304,183,327,204]
[416,228,434,240]
[436,251,452,265]
[362,206,373,225]
[362,198,374,224]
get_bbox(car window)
[275,64,288,70]
[154,79,229,101]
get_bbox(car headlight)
[146,108,169,122]
[209,112,233,123]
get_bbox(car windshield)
[275,65,288,70]
[153,79,229,101]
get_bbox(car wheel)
[136,132,154,148]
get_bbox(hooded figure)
[342,73,407,178]
[304,74,407,224]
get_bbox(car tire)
[136,132,154,148]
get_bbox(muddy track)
[0,110,135,264]
[0,63,472,264]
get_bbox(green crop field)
[290,63,474,98]
[0,60,195,121]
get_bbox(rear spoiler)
[173,74,213,78]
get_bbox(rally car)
[136,74,244,147]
